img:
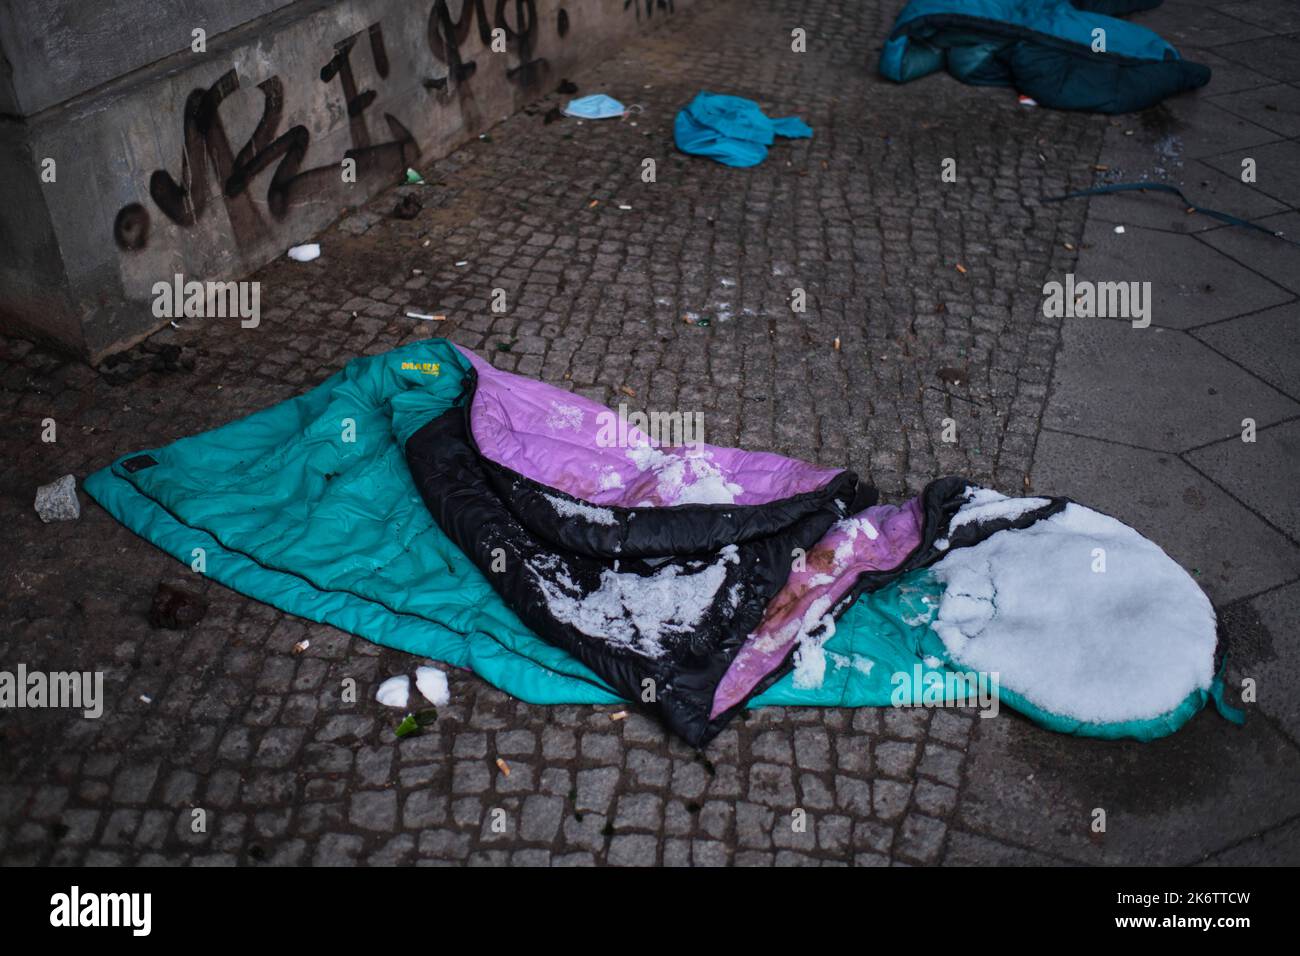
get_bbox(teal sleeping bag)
[84,341,1236,742]
[879,0,1210,113]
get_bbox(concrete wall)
[0,0,300,116]
[0,0,690,361]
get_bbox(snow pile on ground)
[543,492,617,525]
[375,675,410,708]
[528,546,740,658]
[415,666,450,706]
[929,502,1217,724]
[626,444,743,505]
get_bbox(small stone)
[34,474,80,522]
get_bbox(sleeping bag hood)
[879,0,1211,113]
[84,341,1241,748]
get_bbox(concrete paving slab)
[1202,138,1300,207]
[1042,319,1288,445]
[1195,212,1300,295]
[1200,818,1300,865]
[957,701,1300,864]
[1072,219,1292,326]
[1124,96,1283,162]
[1186,419,1300,541]
[1193,301,1300,397]
[1215,34,1300,83]
[1130,3,1271,49]
[1217,0,1300,34]
[1031,430,1300,602]
[1221,581,1300,748]
[1087,159,1288,234]
[1210,83,1300,139]
[942,830,1069,866]
[1180,45,1279,96]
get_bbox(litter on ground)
[563,94,626,120]
[375,675,410,708]
[674,91,812,167]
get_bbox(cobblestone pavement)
[1,0,1295,865]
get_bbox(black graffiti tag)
[118,23,415,251]
[425,0,545,91]
[624,0,675,20]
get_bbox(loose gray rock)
[34,474,80,522]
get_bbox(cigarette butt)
[833,337,841,351]
[496,757,511,777]
[611,710,628,721]
[589,200,599,208]
[955,263,967,274]
[292,639,310,655]
[620,386,636,397]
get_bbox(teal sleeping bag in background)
[879,0,1210,113]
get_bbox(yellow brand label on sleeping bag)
[401,361,441,376]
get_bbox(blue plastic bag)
[673,91,812,167]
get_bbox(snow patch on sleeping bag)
[542,492,617,526]
[458,345,842,509]
[710,498,925,717]
[928,501,1217,724]
[941,487,1050,542]
[526,546,740,660]
[625,443,743,506]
